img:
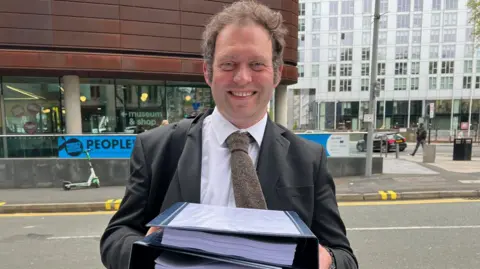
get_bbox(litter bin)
[453,138,472,161]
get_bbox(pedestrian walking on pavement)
[411,123,427,156]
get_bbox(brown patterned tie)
[226,131,267,209]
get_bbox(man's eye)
[251,62,265,70]
[221,63,234,70]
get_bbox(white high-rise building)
[288,0,480,140]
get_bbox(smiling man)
[100,1,358,269]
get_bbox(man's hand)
[146,226,162,236]
[319,245,333,269]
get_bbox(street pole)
[365,0,380,177]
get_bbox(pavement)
[2,198,480,269]
[1,147,480,214]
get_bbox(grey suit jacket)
[100,109,358,269]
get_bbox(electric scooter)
[62,148,100,191]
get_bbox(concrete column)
[274,85,288,127]
[62,75,82,134]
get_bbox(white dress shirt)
[200,108,268,207]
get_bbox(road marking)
[387,190,397,200]
[347,225,480,231]
[47,235,100,240]
[0,202,5,206]
[114,199,122,210]
[105,199,114,210]
[378,191,387,200]
[0,211,115,217]
[339,198,480,206]
[459,180,480,184]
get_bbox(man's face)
[204,22,282,128]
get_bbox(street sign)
[363,114,374,123]
[429,103,435,118]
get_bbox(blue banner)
[58,136,136,159]
[296,133,350,157]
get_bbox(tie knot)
[226,131,253,153]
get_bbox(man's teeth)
[231,92,253,97]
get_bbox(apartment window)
[340,64,352,76]
[362,48,370,60]
[412,46,421,59]
[340,79,352,92]
[414,0,423,11]
[364,0,372,12]
[431,29,440,43]
[340,48,353,61]
[298,50,304,62]
[312,2,321,15]
[328,64,337,76]
[413,14,422,28]
[341,17,354,30]
[396,31,409,44]
[466,28,473,42]
[464,60,473,73]
[429,77,437,90]
[312,18,321,31]
[362,63,370,76]
[476,77,480,89]
[363,16,371,29]
[411,62,420,74]
[441,61,454,73]
[328,80,336,92]
[465,45,474,57]
[330,1,338,15]
[361,79,370,91]
[378,47,386,60]
[341,0,354,14]
[298,65,304,77]
[378,63,386,75]
[442,45,455,58]
[299,18,305,31]
[412,30,422,43]
[380,16,387,29]
[395,62,408,75]
[328,49,337,61]
[363,31,372,45]
[329,33,337,45]
[341,32,353,45]
[432,0,441,10]
[431,13,441,27]
[429,62,438,74]
[380,0,388,13]
[430,46,439,58]
[411,78,420,90]
[440,77,454,89]
[444,13,457,26]
[397,0,410,12]
[330,17,338,31]
[312,34,321,47]
[379,31,387,45]
[477,60,480,73]
[299,34,305,47]
[397,15,410,28]
[443,29,456,42]
[312,64,320,77]
[312,50,320,62]
[463,76,472,89]
[445,0,458,10]
[396,46,409,59]
[394,78,407,91]
[299,3,305,16]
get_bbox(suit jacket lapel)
[256,119,290,208]
[176,110,212,203]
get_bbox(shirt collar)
[211,107,268,147]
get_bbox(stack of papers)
[161,228,297,266]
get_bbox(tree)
[467,0,480,44]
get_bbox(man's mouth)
[229,91,256,97]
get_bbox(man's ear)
[275,64,284,87]
[203,61,212,86]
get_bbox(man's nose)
[233,65,252,85]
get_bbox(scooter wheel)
[63,185,71,191]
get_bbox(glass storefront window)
[165,81,213,124]
[2,76,62,134]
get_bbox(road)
[1,200,480,269]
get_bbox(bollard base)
[423,144,436,163]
